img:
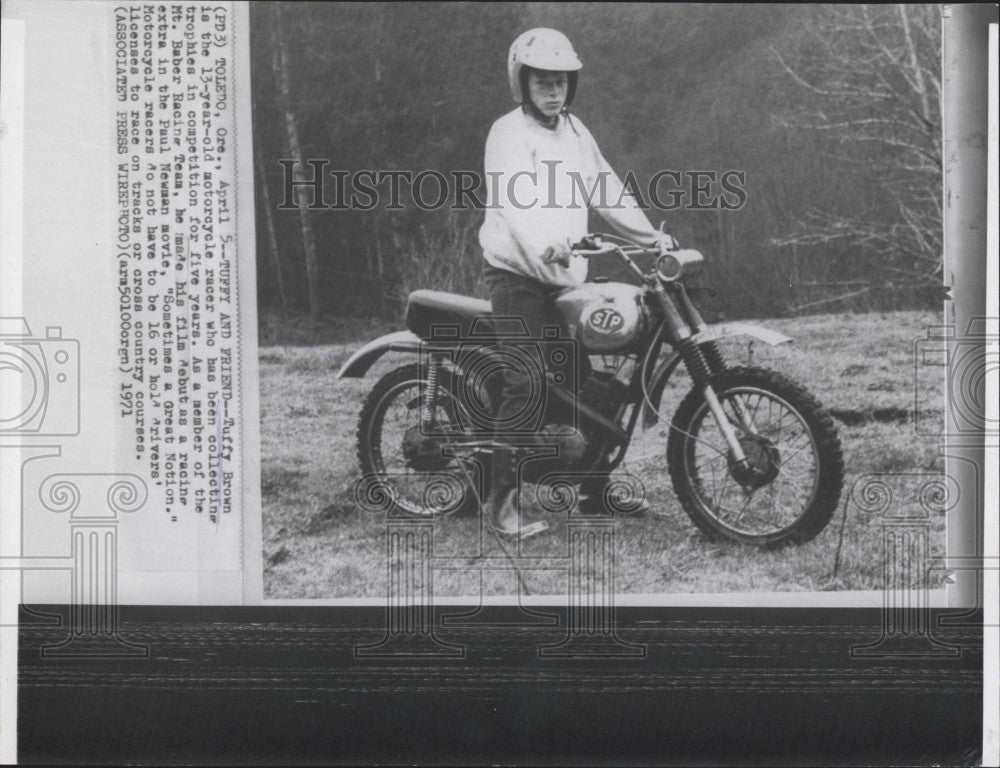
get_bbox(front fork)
[651,281,750,462]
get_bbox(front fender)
[639,322,793,428]
[690,322,792,348]
[336,330,424,379]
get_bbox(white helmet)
[507,28,582,104]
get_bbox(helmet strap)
[521,98,555,127]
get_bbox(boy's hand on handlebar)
[542,239,573,268]
[657,232,680,252]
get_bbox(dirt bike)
[338,233,844,548]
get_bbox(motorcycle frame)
[336,238,794,470]
[415,273,724,472]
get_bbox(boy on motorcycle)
[480,28,678,538]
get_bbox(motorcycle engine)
[519,423,587,483]
[525,372,628,480]
[539,423,587,465]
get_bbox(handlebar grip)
[570,235,599,251]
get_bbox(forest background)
[250,3,943,333]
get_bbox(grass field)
[260,310,946,598]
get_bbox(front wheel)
[666,366,844,548]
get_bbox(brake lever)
[570,237,616,260]
[570,235,600,252]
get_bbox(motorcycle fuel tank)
[553,282,648,353]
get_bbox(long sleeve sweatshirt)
[479,107,661,287]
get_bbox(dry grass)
[260,309,946,598]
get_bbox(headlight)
[655,249,704,282]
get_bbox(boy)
[480,28,677,538]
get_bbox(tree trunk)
[372,217,385,285]
[371,5,389,295]
[715,206,728,267]
[272,4,322,319]
[256,150,290,318]
[896,4,933,131]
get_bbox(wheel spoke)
[771,462,814,494]
[710,461,731,512]
[769,441,814,462]
[779,437,815,459]
[672,422,730,459]
[767,484,794,527]
[727,394,759,435]
[728,488,757,525]
[755,408,798,438]
[383,446,405,466]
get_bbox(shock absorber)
[674,283,727,374]
[700,340,727,374]
[652,280,712,387]
[675,336,712,389]
[420,356,440,428]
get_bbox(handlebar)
[570,234,660,261]
[565,232,704,284]
[564,234,655,281]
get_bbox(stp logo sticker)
[589,307,624,334]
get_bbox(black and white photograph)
[1,1,995,765]
[255,3,952,600]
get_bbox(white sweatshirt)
[479,107,661,287]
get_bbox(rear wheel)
[356,363,482,517]
[666,366,844,547]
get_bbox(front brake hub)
[727,435,780,489]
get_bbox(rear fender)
[639,322,792,428]
[335,330,424,379]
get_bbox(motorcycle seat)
[405,289,493,340]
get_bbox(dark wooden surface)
[18,606,983,766]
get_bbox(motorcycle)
[337,233,844,548]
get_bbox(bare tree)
[769,4,942,298]
[256,151,289,318]
[271,3,322,319]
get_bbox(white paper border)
[0,17,26,765]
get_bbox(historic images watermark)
[847,472,962,659]
[847,316,999,658]
[277,159,748,212]
[351,320,646,658]
[0,316,147,658]
[914,317,1000,440]
[352,467,647,659]
[0,318,79,437]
